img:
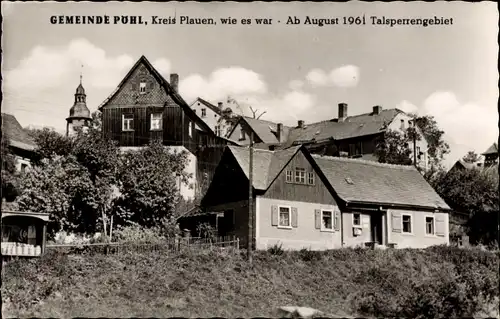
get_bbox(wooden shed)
[1,210,50,257]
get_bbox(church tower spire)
[66,69,92,137]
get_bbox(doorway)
[370,213,383,245]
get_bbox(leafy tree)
[413,115,450,168]
[91,110,103,131]
[114,141,191,228]
[1,135,19,202]
[462,151,481,164]
[26,127,74,163]
[374,128,421,166]
[430,167,499,245]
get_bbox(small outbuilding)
[1,210,50,257]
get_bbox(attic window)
[140,81,146,94]
[345,177,354,185]
[201,108,207,117]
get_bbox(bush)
[112,225,167,244]
[267,242,285,256]
[298,248,323,262]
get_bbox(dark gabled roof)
[482,143,498,156]
[98,55,214,134]
[312,154,450,210]
[227,145,301,190]
[286,108,401,145]
[228,116,292,144]
[192,97,223,116]
[1,113,36,151]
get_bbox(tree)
[26,127,74,162]
[91,110,103,131]
[462,151,481,164]
[113,141,191,228]
[430,167,499,246]
[374,129,420,166]
[227,96,267,119]
[413,115,450,168]
[1,136,19,202]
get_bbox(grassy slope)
[2,246,499,318]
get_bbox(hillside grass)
[2,245,499,318]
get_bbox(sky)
[1,1,498,168]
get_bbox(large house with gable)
[198,145,450,250]
[1,113,37,173]
[97,55,238,199]
[228,103,429,170]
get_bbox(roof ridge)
[311,153,417,170]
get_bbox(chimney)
[218,102,223,109]
[338,103,348,121]
[170,73,179,93]
[373,105,382,115]
[298,120,305,128]
[277,123,284,143]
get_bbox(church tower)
[66,73,92,136]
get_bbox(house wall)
[256,197,341,250]
[119,146,196,200]
[14,155,31,173]
[342,211,373,248]
[387,209,449,248]
[190,100,221,133]
[227,121,262,145]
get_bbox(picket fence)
[45,235,240,255]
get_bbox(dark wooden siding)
[263,151,337,205]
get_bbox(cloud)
[305,65,360,88]
[179,67,267,103]
[396,100,419,114]
[2,38,138,131]
[152,58,171,78]
[288,79,304,91]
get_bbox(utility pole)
[247,131,254,264]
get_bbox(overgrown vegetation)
[2,246,498,318]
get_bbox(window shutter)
[271,205,279,226]
[314,209,321,229]
[291,207,298,228]
[391,212,402,233]
[334,209,341,231]
[435,216,446,237]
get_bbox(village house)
[1,113,37,173]
[199,145,450,250]
[228,104,429,170]
[482,142,498,167]
[189,97,237,138]
[97,56,237,199]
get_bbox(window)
[215,125,222,136]
[150,113,162,130]
[322,210,333,230]
[426,216,435,235]
[400,119,405,130]
[21,163,28,173]
[239,129,246,140]
[285,170,293,183]
[122,114,134,131]
[140,81,146,94]
[353,213,361,227]
[402,214,412,233]
[279,206,291,228]
[294,168,306,184]
[307,172,315,185]
[188,121,193,137]
[201,108,207,117]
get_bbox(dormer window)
[140,81,146,94]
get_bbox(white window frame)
[401,213,413,234]
[352,213,361,227]
[295,168,306,184]
[122,114,134,131]
[139,81,147,94]
[277,205,292,229]
[321,209,334,232]
[150,113,162,131]
[285,170,293,183]
[425,215,435,236]
[201,108,207,118]
[307,172,315,185]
